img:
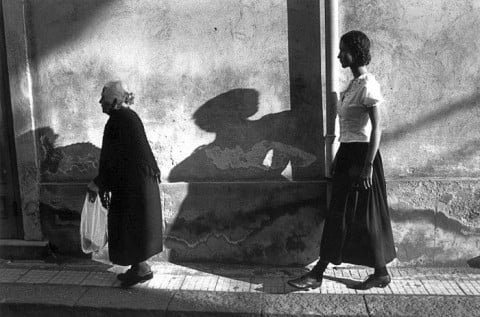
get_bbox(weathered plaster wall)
[340,0,480,265]
[10,0,326,263]
[163,181,325,264]
[8,0,479,266]
[340,0,480,178]
[26,0,324,181]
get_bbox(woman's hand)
[87,181,99,202]
[99,191,111,210]
[358,163,373,190]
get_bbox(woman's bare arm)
[359,106,381,189]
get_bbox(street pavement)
[1,258,480,316]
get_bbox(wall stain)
[391,208,480,236]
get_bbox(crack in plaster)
[166,230,253,248]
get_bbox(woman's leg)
[374,266,388,277]
[136,261,152,275]
[311,260,329,278]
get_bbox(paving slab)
[387,279,428,295]
[180,275,218,291]
[0,303,80,317]
[0,268,29,283]
[364,295,480,317]
[16,269,59,284]
[0,283,87,306]
[422,279,463,295]
[167,290,263,317]
[48,270,90,285]
[261,294,368,317]
[251,277,285,294]
[216,276,252,292]
[457,280,480,295]
[0,284,87,317]
[146,274,185,290]
[80,271,119,287]
[76,286,174,311]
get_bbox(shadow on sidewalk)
[170,261,312,294]
[323,275,361,289]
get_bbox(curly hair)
[341,30,371,66]
[124,92,135,105]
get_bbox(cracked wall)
[7,0,326,264]
[5,0,480,265]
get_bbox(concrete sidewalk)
[1,258,480,316]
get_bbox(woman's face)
[99,89,115,114]
[338,40,354,68]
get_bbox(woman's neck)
[350,66,368,78]
[107,104,127,115]
[114,104,127,111]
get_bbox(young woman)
[288,30,396,290]
[87,81,163,287]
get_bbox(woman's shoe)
[117,268,135,282]
[287,273,322,290]
[354,274,391,290]
[120,271,154,288]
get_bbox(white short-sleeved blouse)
[338,73,384,143]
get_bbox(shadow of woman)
[166,88,324,269]
[169,88,316,182]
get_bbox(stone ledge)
[0,239,49,260]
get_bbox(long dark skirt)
[320,142,396,268]
[108,165,163,266]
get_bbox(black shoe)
[117,268,135,282]
[120,271,154,288]
[287,273,322,290]
[354,274,391,290]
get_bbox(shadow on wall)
[17,126,100,255]
[383,92,480,146]
[31,126,100,182]
[166,89,325,265]
[382,92,480,176]
[169,89,318,182]
[410,138,480,177]
[164,0,326,266]
[26,0,116,60]
[383,93,480,177]
[25,0,120,117]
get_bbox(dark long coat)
[94,107,163,265]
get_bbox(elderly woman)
[288,30,396,291]
[87,81,163,287]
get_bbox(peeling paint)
[389,178,480,265]
[162,182,326,265]
[204,141,316,171]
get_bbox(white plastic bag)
[92,242,112,265]
[80,194,108,254]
